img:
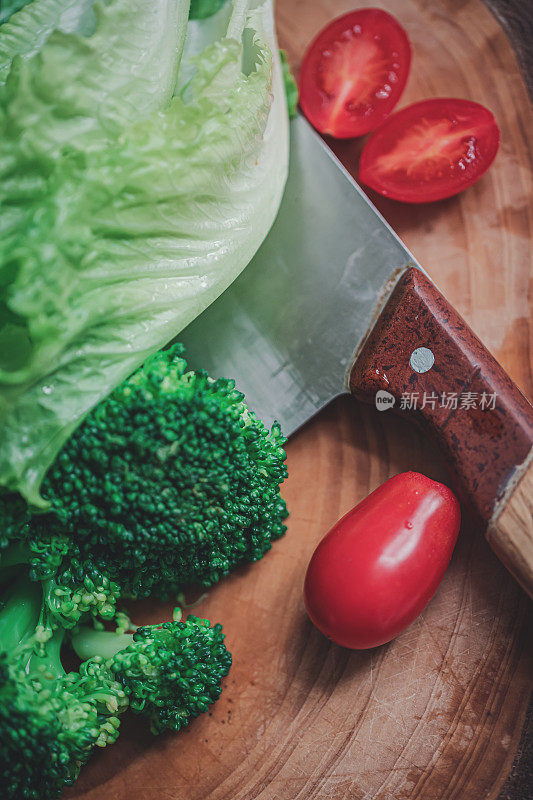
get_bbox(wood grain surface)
[489,462,533,601]
[67,1,533,798]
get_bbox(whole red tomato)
[304,472,461,649]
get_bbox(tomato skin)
[358,98,500,203]
[299,8,411,138]
[304,472,460,649]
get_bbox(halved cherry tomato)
[358,98,500,202]
[304,472,460,649]
[299,8,411,138]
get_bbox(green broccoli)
[0,344,284,796]
[0,534,122,629]
[5,345,287,600]
[72,612,232,734]
[0,573,127,799]
[0,569,231,800]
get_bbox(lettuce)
[189,0,229,19]
[0,0,30,23]
[0,0,289,504]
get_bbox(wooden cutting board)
[67,1,532,798]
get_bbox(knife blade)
[181,115,533,597]
[181,115,418,435]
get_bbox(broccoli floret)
[0,573,231,799]
[72,612,232,734]
[0,653,122,800]
[0,533,122,630]
[0,575,127,799]
[29,345,287,599]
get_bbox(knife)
[181,115,533,598]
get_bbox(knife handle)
[349,267,533,597]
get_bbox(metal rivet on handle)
[410,347,435,374]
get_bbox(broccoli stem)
[0,571,66,680]
[71,627,136,661]
[0,574,41,653]
[0,542,31,571]
[26,626,67,682]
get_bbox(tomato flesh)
[299,9,411,138]
[358,98,500,202]
[304,472,461,650]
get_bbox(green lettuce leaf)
[0,0,31,24]
[0,0,289,504]
[189,0,228,20]
[0,0,96,77]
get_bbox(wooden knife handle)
[349,267,533,597]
